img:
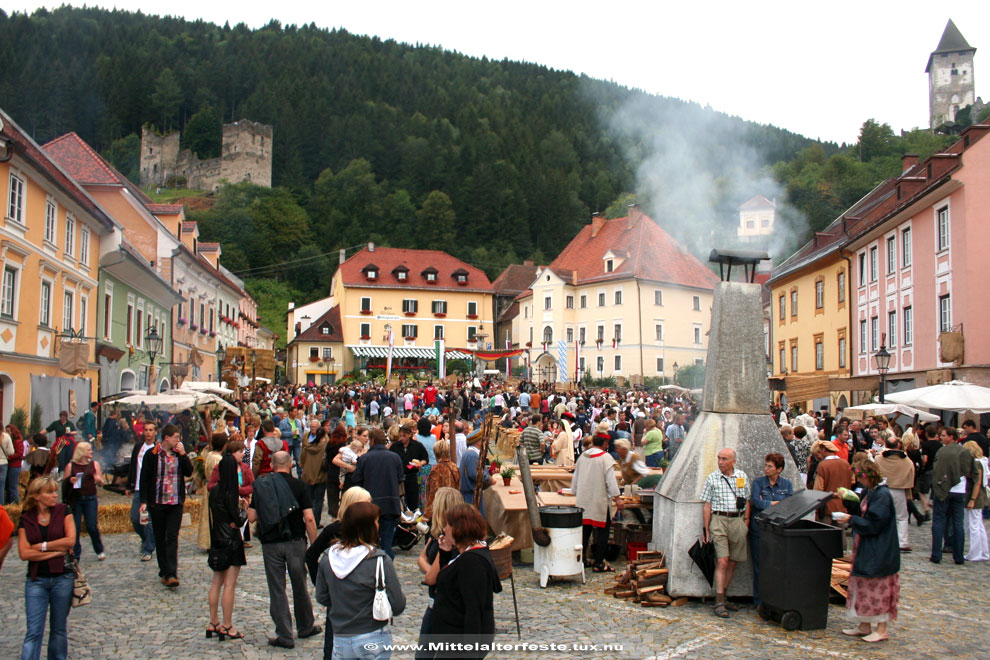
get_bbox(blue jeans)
[72,495,105,559]
[645,453,663,468]
[931,492,966,563]
[291,441,302,476]
[130,491,156,555]
[22,573,73,660]
[378,515,398,560]
[5,465,20,503]
[309,482,327,525]
[332,628,392,660]
[0,463,7,505]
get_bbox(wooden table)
[483,477,577,551]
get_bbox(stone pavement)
[1,513,988,659]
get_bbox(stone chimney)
[590,212,606,238]
[626,203,644,230]
[902,154,919,172]
[368,242,375,252]
[339,249,346,266]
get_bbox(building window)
[434,325,444,340]
[815,340,824,370]
[902,228,912,267]
[456,273,467,283]
[746,220,755,229]
[65,216,76,257]
[937,207,949,251]
[655,290,663,306]
[887,311,897,348]
[310,347,319,359]
[396,271,407,281]
[613,324,622,342]
[63,291,74,332]
[425,272,436,282]
[566,327,574,343]
[543,326,553,344]
[126,303,134,344]
[103,291,111,340]
[40,281,51,327]
[606,259,613,273]
[80,227,90,265]
[614,354,622,371]
[655,324,663,341]
[837,271,845,303]
[467,326,477,341]
[598,292,605,307]
[656,357,664,372]
[886,236,896,273]
[869,247,878,282]
[779,346,786,372]
[838,337,847,368]
[597,325,605,342]
[693,296,701,311]
[790,290,798,317]
[858,253,866,286]
[860,319,867,354]
[7,173,26,225]
[199,303,205,329]
[939,295,951,333]
[580,294,587,309]
[544,296,552,310]
[614,290,622,305]
[778,295,785,320]
[431,300,447,315]
[565,295,574,309]
[401,323,417,338]
[136,309,144,347]
[467,301,477,317]
[360,322,370,338]
[579,327,586,344]
[871,316,879,351]
[321,326,329,335]
[815,280,824,309]
[44,199,57,244]
[361,297,372,312]
[596,356,604,373]
[402,299,418,314]
[791,344,798,372]
[80,297,87,335]
[322,347,332,359]
[903,307,913,345]
[694,327,701,344]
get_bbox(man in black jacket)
[139,423,193,587]
[352,428,403,558]
[125,421,158,562]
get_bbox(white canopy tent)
[885,380,990,414]
[842,402,940,422]
[179,381,235,396]
[114,390,239,415]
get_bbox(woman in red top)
[4,424,25,504]
[67,441,106,561]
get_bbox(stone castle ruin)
[139,120,273,191]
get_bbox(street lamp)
[874,342,891,403]
[145,326,163,393]
[250,349,257,384]
[216,343,226,384]
[673,361,679,385]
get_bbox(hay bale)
[4,498,203,535]
[495,427,521,461]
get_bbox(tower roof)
[926,19,976,73]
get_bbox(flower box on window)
[309,355,320,362]
[209,331,217,338]
[200,327,208,335]
[177,318,187,326]
[433,313,446,318]
[405,336,416,341]
[360,309,373,315]
[189,323,198,331]
[360,335,371,340]
[525,342,532,348]
[404,311,417,317]
[466,314,478,319]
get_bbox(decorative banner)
[434,338,446,379]
[575,340,582,383]
[557,339,568,383]
[470,348,525,361]
[384,326,394,382]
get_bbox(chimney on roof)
[339,249,346,266]
[590,212,606,238]
[626,203,644,230]
[294,322,301,337]
[523,259,534,266]
[902,154,919,172]
[368,242,375,252]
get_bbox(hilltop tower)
[927,19,977,128]
[139,126,180,187]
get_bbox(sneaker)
[141,554,152,562]
[97,553,107,561]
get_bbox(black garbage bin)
[754,489,844,631]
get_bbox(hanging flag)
[434,338,446,379]
[385,326,395,381]
[575,340,582,382]
[557,339,568,383]
[505,337,511,379]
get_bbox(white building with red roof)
[511,207,718,385]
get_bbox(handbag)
[372,555,392,621]
[67,557,92,607]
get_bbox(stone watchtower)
[220,120,273,188]
[139,126,180,187]
[927,19,977,128]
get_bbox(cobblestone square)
[1,513,988,659]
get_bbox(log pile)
[831,557,852,598]
[601,551,683,607]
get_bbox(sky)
[7,1,988,144]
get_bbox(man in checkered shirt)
[701,448,751,618]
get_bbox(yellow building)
[768,221,855,414]
[286,305,344,385]
[286,245,490,381]
[510,208,718,385]
[0,110,113,423]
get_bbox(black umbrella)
[688,537,716,586]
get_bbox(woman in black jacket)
[206,447,247,641]
[431,503,501,659]
[833,461,899,643]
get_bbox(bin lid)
[755,489,835,527]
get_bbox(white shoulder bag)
[372,556,392,621]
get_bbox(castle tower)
[219,120,273,188]
[927,19,977,128]
[139,126,180,187]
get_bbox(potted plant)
[433,312,446,318]
[467,313,478,319]
[177,317,187,326]
[309,355,320,362]
[489,457,501,476]
[500,465,516,487]
[189,323,198,331]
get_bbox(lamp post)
[145,326,163,394]
[216,343,226,385]
[250,349,257,384]
[673,361,679,385]
[874,342,891,403]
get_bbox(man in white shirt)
[453,421,468,465]
[126,421,158,561]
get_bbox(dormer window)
[392,265,409,281]
[421,267,438,283]
[361,263,379,280]
[452,268,469,284]
[321,324,331,335]
[606,259,614,273]
[397,271,407,281]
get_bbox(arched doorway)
[159,378,170,393]
[120,370,136,392]
[534,353,557,386]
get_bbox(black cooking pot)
[539,505,583,528]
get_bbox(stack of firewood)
[830,557,852,598]
[602,551,688,608]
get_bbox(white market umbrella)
[115,390,239,415]
[885,380,990,414]
[659,385,689,392]
[180,381,235,395]
[843,403,940,422]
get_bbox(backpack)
[253,473,298,544]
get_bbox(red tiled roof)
[1,117,114,230]
[492,263,539,295]
[547,213,718,290]
[42,132,124,186]
[147,203,183,215]
[181,221,197,233]
[340,247,493,292]
[497,299,520,323]
[198,242,220,251]
[292,305,344,342]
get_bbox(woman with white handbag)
[316,501,406,659]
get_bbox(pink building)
[848,123,990,393]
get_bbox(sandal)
[842,628,870,637]
[723,601,740,611]
[206,621,221,639]
[861,632,888,643]
[218,625,244,641]
[713,603,730,618]
[592,563,615,573]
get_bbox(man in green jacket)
[930,427,977,564]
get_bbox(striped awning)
[348,345,473,360]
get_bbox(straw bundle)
[494,427,521,461]
[3,499,203,534]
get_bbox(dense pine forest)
[1,6,969,336]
